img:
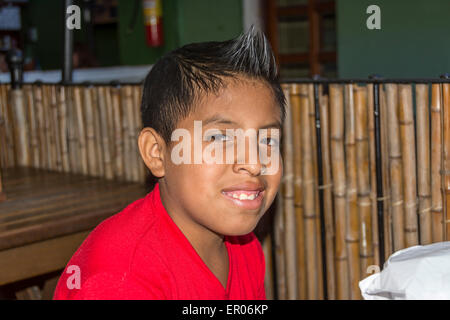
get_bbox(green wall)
[93,25,121,67]
[177,0,243,45]
[24,0,120,70]
[337,0,450,78]
[117,0,180,66]
[24,0,64,70]
[23,0,243,69]
[117,0,243,65]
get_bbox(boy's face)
[158,78,283,237]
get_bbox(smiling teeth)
[229,192,258,200]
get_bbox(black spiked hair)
[141,26,286,144]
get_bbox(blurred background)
[0,0,448,82]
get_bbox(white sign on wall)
[0,6,21,31]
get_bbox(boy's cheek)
[264,158,283,199]
[263,154,283,181]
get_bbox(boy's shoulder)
[54,189,176,299]
[68,192,160,274]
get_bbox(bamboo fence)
[271,81,450,300]
[0,83,147,184]
[1,79,450,300]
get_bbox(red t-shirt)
[53,182,266,300]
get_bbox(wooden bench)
[0,167,147,291]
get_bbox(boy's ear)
[138,128,166,178]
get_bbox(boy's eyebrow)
[202,114,282,130]
[203,115,237,127]
[259,121,282,130]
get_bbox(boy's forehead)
[189,78,281,126]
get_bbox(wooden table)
[0,167,148,286]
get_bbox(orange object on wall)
[142,0,164,47]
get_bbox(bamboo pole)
[24,85,38,168]
[97,86,114,180]
[442,82,450,240]
[318,92,336,300]
[300,84,319,299]
[0,167,4,202]
[123,86,140,182]
[133,84,146,183]
[380,86,393,258]
[83,85,98,176]
[415,84,432,244]
[33,84,46,169]
[42,84,50,169]
[50,85,63,172]
[398,84,419,246]
[110,85,124,180]
[0,85,5,167]
[42,85,55,170]
[73,86,89,175]
[9,87,30,167]
[57,85,70,172]
[22,84,37,170]
[0,85,8,168]
[274,193,286,299]
[366,84,380,266]
[344,84,361,299]
[290,84,307,299]
[308,84,324,300]
[1,84,16,167]
[67,86,80,174]
[121,86,132,181]
[7,84,15,167]
[354,85,374,281]
[329,84,349,299]
[263,234,274,300]
[385,84,406,251]
[431,84,444,242]
[105,85,115,173]
[280,84,298,300]
[138,85,147,183]
[92,86,104,177]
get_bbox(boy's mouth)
[221,183,265,210]
[222,190,262,200]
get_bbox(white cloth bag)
[359,241,450,300]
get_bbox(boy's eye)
[206,133,232,142]
[260,137,279,146]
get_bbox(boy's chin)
[216,222,259,237]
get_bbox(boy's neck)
[158,181,226,260]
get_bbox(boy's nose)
[232,161,263,176]
[232,148,263,176]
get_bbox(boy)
[53,27,285,300]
